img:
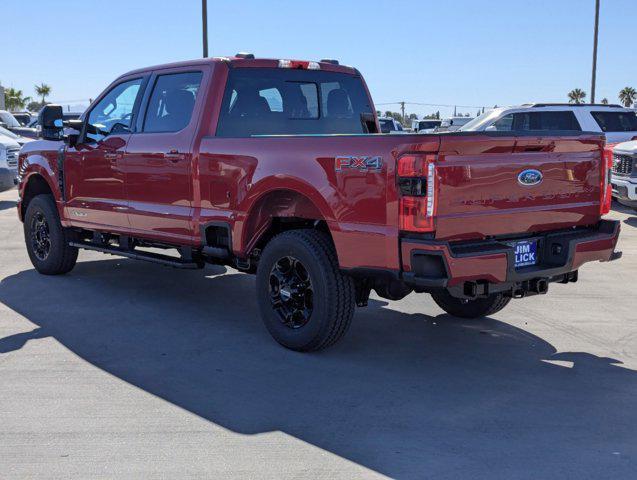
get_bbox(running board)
[69,241,200,269]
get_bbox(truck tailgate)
[434,133,604,241]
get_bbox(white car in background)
[610,140,637,212]
[378,117,406,134]
[436,116,473,132]
[459,103,637,143]
[411,119,442,133]
[0,135,20,192]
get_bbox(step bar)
[69,241,201,269]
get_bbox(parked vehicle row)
[16,54,621,351]
[0,110,38,139]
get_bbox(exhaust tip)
[533,278,549,294]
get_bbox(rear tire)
[256,229,355,352]
[24,194,78,275]
[431,289,511,319]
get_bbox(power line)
[376,101,488,109]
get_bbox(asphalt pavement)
[1,187,636,479]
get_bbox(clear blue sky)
[4,0,636,118]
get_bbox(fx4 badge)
[335,155,383,172]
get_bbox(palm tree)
[618,87,637,108]
[4,88,30,110]
[568,89,586,104]
[34,83,51,104]
[601,98,609,104]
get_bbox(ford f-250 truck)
[17,55,621,351]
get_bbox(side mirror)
[38,105,64,140]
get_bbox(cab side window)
[512,111,581,131]
[86,78,143,143]
[143,72,203,133]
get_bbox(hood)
[0,135,21,149]
[15,136,34,147]
[614,140,637,155]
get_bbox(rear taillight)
[601,147,613,215]
[398,154,437,232]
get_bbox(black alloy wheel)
[30,211,51,260]
[269,255,314,329]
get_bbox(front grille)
[6,148,19,169]
[612,153,633,176]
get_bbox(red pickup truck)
[18,55,621,351]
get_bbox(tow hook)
[610,251,623,261]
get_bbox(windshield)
[0,125,19,139]
[458,110,499,131]
[0,111,21,128]
[379,119,395,133]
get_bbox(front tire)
[256,229,355,352]
[431,289,511,319]
[24,194,78,275]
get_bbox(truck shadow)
[0,200,16,211]
[0,260,635,479]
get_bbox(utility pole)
[202,0,209,58]
[591,0,600,103]
[400,101,405,125]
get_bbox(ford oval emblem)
[518,169,543,186]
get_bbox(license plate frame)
[509,239,539,269]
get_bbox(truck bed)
[196,130,605,270]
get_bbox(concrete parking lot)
[0,187,636,480]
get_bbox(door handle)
[163,149,182,163]
[104,152,119,161]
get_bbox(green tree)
[567,88,586,104]
[4,88,30,110]
[600,98,609,105]
[618,87,637,108]
[35,83,52,104]
[27,100,45,112]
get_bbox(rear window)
[590,111,637,132]
[216,68,375,137]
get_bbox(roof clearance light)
[278,59,292,69]
[307,61,321,70]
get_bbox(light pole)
[590,0,600,103]
[202,0,209,58]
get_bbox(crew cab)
[17,55,621,351]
